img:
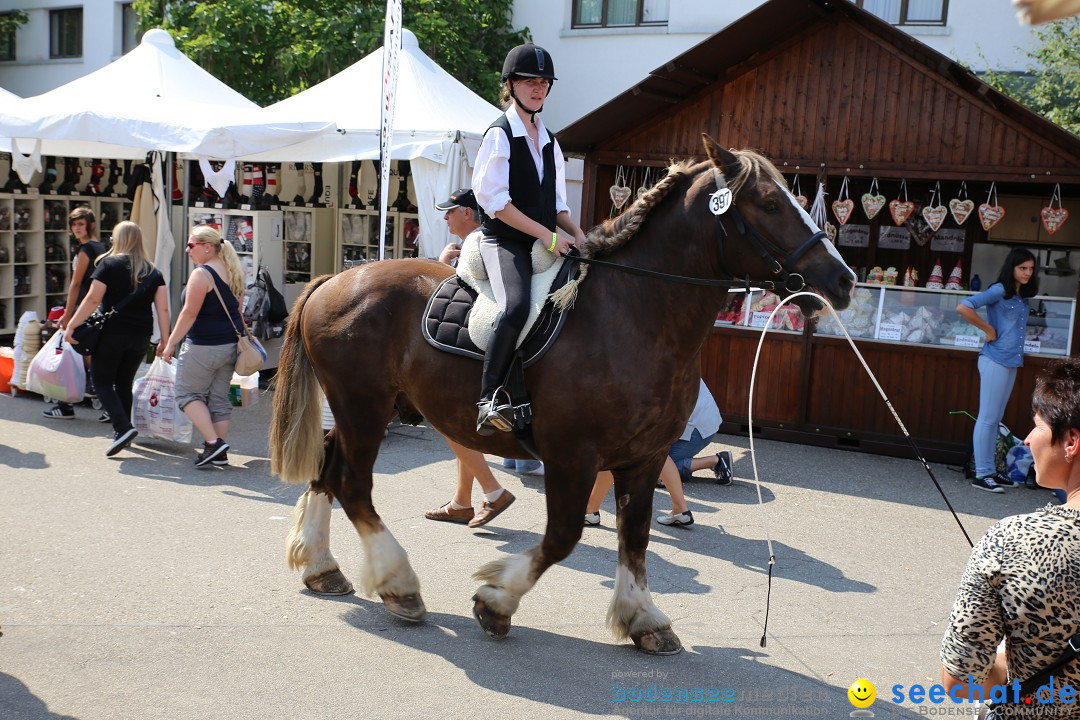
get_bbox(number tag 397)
[709,187,732,215]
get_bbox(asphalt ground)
[0,383,1053,720]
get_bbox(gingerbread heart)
[861,193,886,220]
[609,184,631,209]
[889,200,915,226]
[832,199,854,226]
[824,221,837,243]
[922,204,947,232]
[1041,207,1069,235]
[978,203,1006,231]
[794,195,808,210]
[949,198,974,226]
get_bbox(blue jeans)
[502,458,541,473]
[669,429,716,483]
[973,354,1017,478]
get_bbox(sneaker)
[468,490,516,528]
[195,439,229,467]
[97,412,111,423]
[971,475,1005,494]
[211,450,229,467]
[106,427,138,457]
[992,472,1016,488]
[714,451,734,485]
[519,462,544,476]
[42,404,74,419]
[584,511,601,527]
[657,510,694,526]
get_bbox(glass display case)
[812,283,1074,357]
[715,289,806,333]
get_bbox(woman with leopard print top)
[940,358,1080,718]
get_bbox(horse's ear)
[701,134,739,177]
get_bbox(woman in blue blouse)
[956,248,1038,493]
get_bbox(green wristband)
[549,233,557,253]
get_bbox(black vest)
[480,114,557,244]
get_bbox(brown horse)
[269,135,854,655]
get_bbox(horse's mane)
[579,149,788,258]
[551,148,786,309]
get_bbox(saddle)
[422,238,578,457]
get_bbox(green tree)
[981,17,1080,136]
[132,0,528,106]
[0,9,28,56]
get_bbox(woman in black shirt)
[65,221,170,457]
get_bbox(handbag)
[69,310,111,356]
[209,276,266,376]
[68,271,159,356]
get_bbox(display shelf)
[336,209,419,270]
[714,289,806,333]
[283,207,335,306]
[812,282,1073,357]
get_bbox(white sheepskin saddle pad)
[455,233,566,353]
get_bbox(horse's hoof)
[632,626,683,655]
[304,569,354,596]
[381,593,427,622]
[472,594,512,639]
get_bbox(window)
[851,0,948,25]
[573,0,669,28]
[50,8,83,59]
[121,3,141,53]
[0,13,18,61]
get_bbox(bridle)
[566,168,830,295]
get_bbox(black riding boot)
[476,315,520,435]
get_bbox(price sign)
[751,311,771,328]
[954,334,981,348]
[878,323,903,341]
[1024,339,1041,354]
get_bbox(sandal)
[424,502,474,524]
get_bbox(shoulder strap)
[208,277,246,341]
[985,633,1080,711]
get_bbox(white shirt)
[681,379,723,441]
[471,107,571,221]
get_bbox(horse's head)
[700,134,854,315]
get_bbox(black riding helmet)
[502,43,556,123]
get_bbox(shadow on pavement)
[0,444,48,470]
[0,673,81,720]
[332,599,924,718]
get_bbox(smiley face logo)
[848,678,876,709]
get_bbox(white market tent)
[0,29,334,161]
[241,29,502,257]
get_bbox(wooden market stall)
[557,0,1080,463]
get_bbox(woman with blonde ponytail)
[64,221,170,457]
[162,225,248,467]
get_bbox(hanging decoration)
[831,176,854,226]
[978,182,1006,231]
[944,259,965,291]
[922,182,947,232]
[809,181,836,242]
[1041,184,1069,235]
[889,179,915,226]
[609,165,631,214]
[861,177,886,220]
[791,175,808,209]
[949,181,974,226]
[636,166,652,201]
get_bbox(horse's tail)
[270,274,334,485]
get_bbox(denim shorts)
[669,428,717,482]
[175,340,237,422]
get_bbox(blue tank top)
[182,265,245,345]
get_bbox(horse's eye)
[764,201,780,215]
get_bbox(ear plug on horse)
[269,129,853,654]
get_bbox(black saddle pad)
[422,259,577,367]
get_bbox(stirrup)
[476,392,513,435]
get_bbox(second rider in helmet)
[472,43,588,435]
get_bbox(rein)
[565,167,828,295]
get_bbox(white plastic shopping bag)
[132,358,192,443]
[27,332,85,403]
[228,371,260,408]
